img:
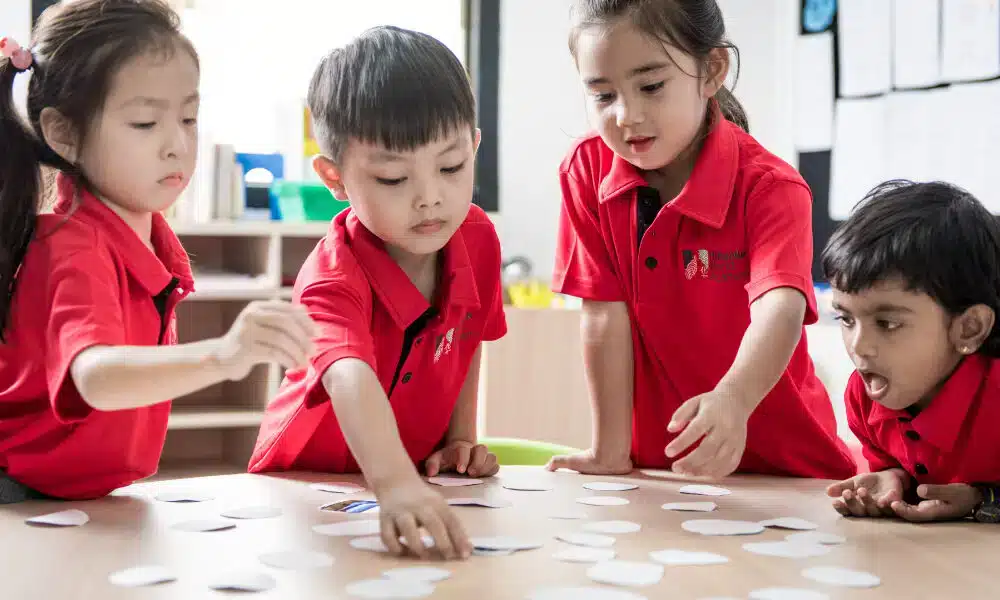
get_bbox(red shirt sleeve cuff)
[47,326,123,423]
[303,345,375,409]
[745,272,819,324]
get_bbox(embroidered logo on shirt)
[682,249,748,282]
[434,328,455,363]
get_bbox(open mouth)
[626,136,655,153]
[859,369,889,400]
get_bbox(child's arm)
[424,345,499,478]
[321,357,471,560]
[665,286,806,477]
[546,299,634,474]
[70,301,316,412]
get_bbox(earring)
[961,346,972,354]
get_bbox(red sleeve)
[298,272,376,409]
[845,374,901,472]
[744,175,819,324]
[551,167,624,302]
[44,237,127,423]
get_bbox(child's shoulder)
[559,132,613,179]
[32,212,111,262]
[456,204,501,267]
[730,125,808,194]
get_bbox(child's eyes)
[441,162,465,175]
[833,314,854,327]
[183,118,198,126]
[877,320,901,331]
[640,81,665,94]
[375,176,406,186]
[130,122,156,130]
[592,91,615,103]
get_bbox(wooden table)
[1,467,994,599]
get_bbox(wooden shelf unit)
[159,220,327,475]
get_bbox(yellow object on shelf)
[506,280,556,308]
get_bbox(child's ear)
[702,47,730,99]
[311,155,348,201]
[39,107,80,165]
[950,304,996,355]
[473,128,482,155]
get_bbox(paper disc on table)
[583,481,638,492]
[471,536,543,552]
[785,531,846,546]
[638,469,674,479]
[502,480,554,491]
[587,560,664,588]
[649,549,729,566]
[576,496,629,506]
[679,484,731,497]
[427,476,484,487]
[743,541,831,559]
[154,491,213,503]
[345,578,435,599]
[549,509,588,520]
[801,566,881,588]
[207,570,276,593]
[171,518,235,532]
[109,565,176,587]
[221,506,282,520]
[447,497,511,508]
[582,520,641,535]
[759,517,819,531]
[311,482,366,494]
[749,588,830,600]
[259,550,335,569]
[553,546,617,563]
[682,519,764,536]
[556,532,616,548]
[25,509,89,527]
[382,566,451,583]
[350,535,389,553]
[528,586,648,600]
[473,548,515,556]
[312,519,380,537]
[661,501,717,513]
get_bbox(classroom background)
[3,0,998,478]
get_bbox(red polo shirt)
[249,204,506,473]
[553,114,856,479]
[0,175,193,499]
[847,354,1000,484]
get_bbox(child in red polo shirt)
[0,0,315,504]
[546,0,856,480]
[248,26,507,559]
[823,181,1000,524]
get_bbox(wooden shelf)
[167,407,265,430]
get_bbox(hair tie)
[0,37,34,72]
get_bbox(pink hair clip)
[0,37,33,71]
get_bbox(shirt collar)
[869,354,988,451]
[340,209,481,330]
[597,101,739,229]
[53,174,194,295]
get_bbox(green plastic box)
[272,181,349,222]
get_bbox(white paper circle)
[742,541,832,559]
[427,476,484,487]
[582,520,641,534]
[649,549,730,566]
[207,571,276,593]
[553,546,617,563]
[154,491,213,503]
[345,578,435,599]
[312,519,381,537]
[556,532,617,548]
[311,482,366,494]
[527,586,648,600]
[681,519,765,536]
[759,517,819,531]
[576,496,630,506]
[259,550,334,569]
[350,535,389,553]
[470,536,543,551]
[785,531,846,546]
[679,484,731,496]
[801,566,881,588]
[221,506,282,520]
[583,482,638,492]
[382,566,451,583]
[749,588,830,600]
[587,560,664,587]
[108,565,176,587]
[25,509,89,527]
[661,501,717,512]
[502,481,554,491]
[171,518,236,532]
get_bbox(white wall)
[2,0,32,113]
[497,0,799,279]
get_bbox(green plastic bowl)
[272,181,349,222]
[479,437,582,466]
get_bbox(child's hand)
[545,448,633,475]
[376,478,471,560]
[424,441,499,478]
[890,483,982,522]
[216,301,317,380]
[664,388,750,479]
[826,470,907,517]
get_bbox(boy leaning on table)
[820,180,1000,524]
[248,26,508,560]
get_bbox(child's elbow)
[68,346,113,411]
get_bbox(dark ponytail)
[0,0,196,340]
[569,0,749,132]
